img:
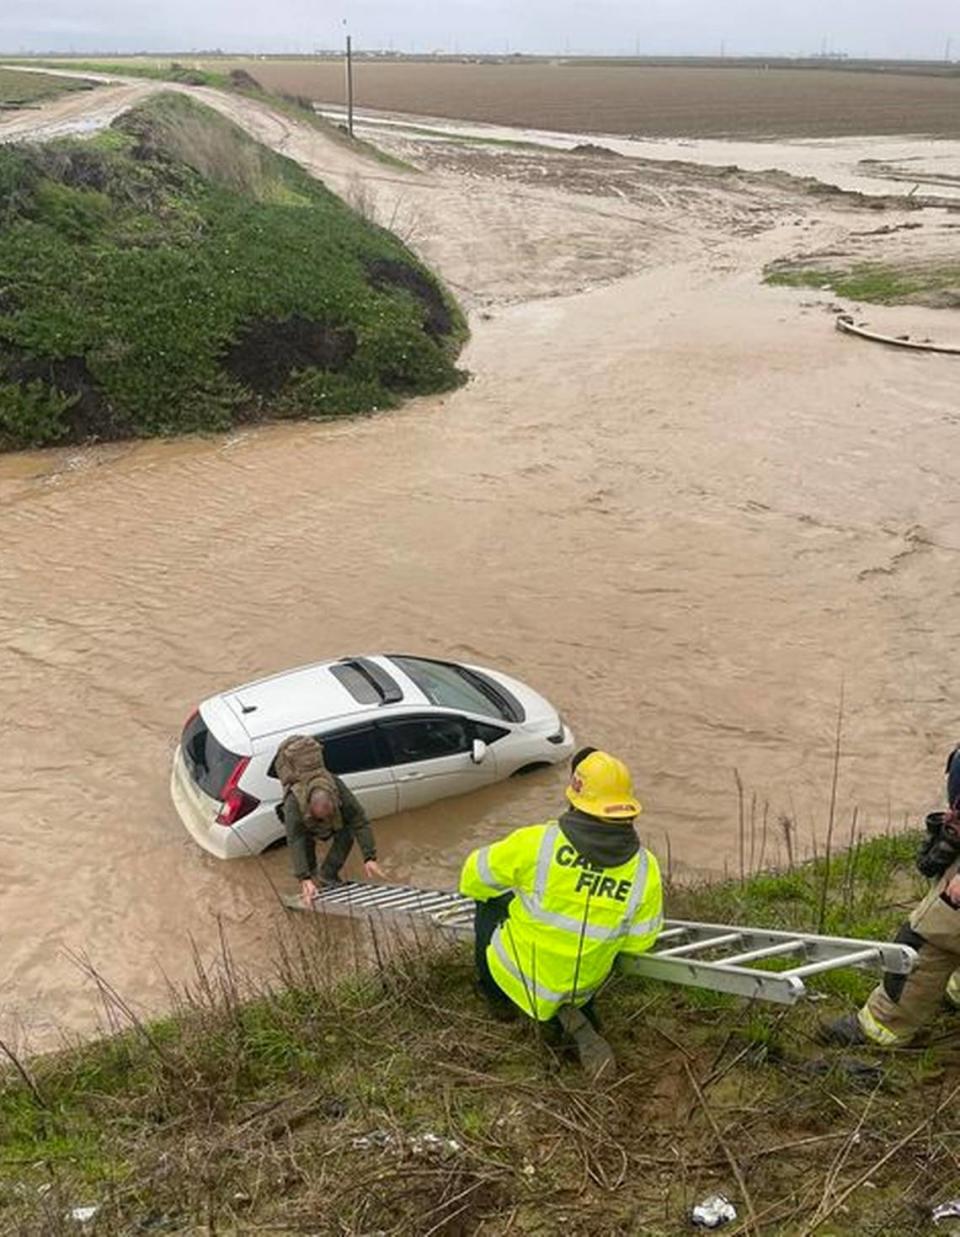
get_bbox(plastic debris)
[351,1130,461,1157]
[67,1206,100,1224]
[408,1132,461,1157]
[691,1195,738,1229]
[933,1200,960,1226]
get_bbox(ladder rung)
[721,941,805,966]
[783,948,878,979]
[321,887,422,908]
[654,932,743,958]
[653,927,688,942]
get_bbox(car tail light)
[216,757,259,826]
[547,719,567,745]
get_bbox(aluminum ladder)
[285,881,916,1006]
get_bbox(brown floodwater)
[2,208,959,1049]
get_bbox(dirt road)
[1,77,958,1050]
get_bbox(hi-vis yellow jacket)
[460,820,663,1021]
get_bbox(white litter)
[408,1133,461,1157]
[351,1129,461,1157]
[933,1200,960,1227]
[691,1195,738,1228]
[67,1205,100,1224]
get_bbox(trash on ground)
[691,1195,738,1228]
[351,1129,461,1157]
[933,1200,960,1226]
[67,1206,100,1224]
[408,1132,462,1157]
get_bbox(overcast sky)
[4,0,958,60]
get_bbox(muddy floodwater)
[2,83,960,1050]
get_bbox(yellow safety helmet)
[565,750,642,821]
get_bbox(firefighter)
[460,748,663,1079]
[822,747,960,1047]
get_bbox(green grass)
[10,59,418,172]
[17,58,230,89]
[765,259,960,306]
[3,830,958,1234]
[0,92,465,451]
[0,68,98,109]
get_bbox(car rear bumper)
[170,745,250,860]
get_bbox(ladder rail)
[662,919,915,973]
[284,883,917,1005]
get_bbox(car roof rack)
[338,657,404,705]
[284,880,917,1007]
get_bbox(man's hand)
[300,878,319,908]
[364,859,386,881]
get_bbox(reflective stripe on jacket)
[460,819,663,1021]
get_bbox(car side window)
[381,717,471,765]
[320,727,387,775]
[473,721,509,745]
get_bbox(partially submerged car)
[171,653,574,858]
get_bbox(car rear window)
[389,656,523,722]
[181,712,240,799]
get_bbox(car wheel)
[511,762,552,777]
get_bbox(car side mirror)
[471,739,487,765]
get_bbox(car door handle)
[397,771,424,781]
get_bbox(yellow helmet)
[565,750,642,821]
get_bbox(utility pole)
[345,31,354,137]
[946,37,953,63]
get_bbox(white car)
[171,653,575,859]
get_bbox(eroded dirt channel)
[2,82,959,1049]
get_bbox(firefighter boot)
[818,1012,869,1047]
[556,1005,616,1081]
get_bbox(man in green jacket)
[460,747,663,1080]
[285,779,384,907]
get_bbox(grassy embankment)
[0,92,463,451]
[12,59,231,89]
[0,68,98,110]
[3,829,960,1235]
[765,260,960,309]
[11,59,413,171]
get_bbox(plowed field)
[226,61,960,139]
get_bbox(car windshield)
[389,656,517,721]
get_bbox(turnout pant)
[472,895,599,1030]
[860,864,960,1046]
[474,894,515,1011]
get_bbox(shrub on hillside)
[0,93,465,450]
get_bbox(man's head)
[566,749,641,822]
[308,786,337,821]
